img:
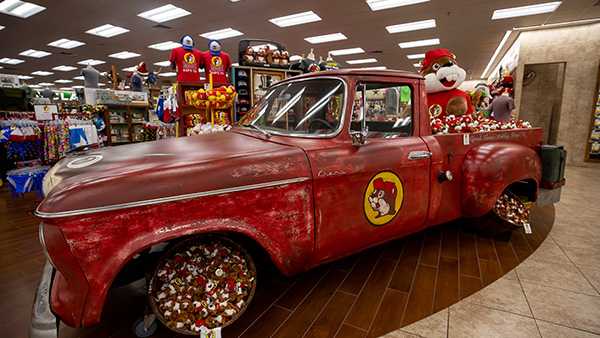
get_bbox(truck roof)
[287,68,424,81]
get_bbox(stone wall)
[514,23,600,167]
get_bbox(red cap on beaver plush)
[421,48,456,69]
[373,178,397,200]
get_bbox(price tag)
[200,326,221,338]
[463,133,470,145]
[523,222,532,234]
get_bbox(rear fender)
[462,142,541,218]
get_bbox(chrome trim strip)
[35,177,310,219]
[30,260,58,338]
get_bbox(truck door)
[309,80,431,262]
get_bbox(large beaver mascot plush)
[420,48,473,118]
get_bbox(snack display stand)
[103,102,150,145]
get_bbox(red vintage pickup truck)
[31,69,561,337]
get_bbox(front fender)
[46,180,314,327]
[462,142,541,217]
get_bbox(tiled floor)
[384,166,600,338]
[0,166,597,338]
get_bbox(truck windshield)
[241,78,345,136]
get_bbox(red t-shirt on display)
[169,47,204,82]
[201,51,231,85]
[426,89,474,118]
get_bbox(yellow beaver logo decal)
[364,171,403,226]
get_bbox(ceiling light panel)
[72,85,84,89]
[366,0,429,11]
[413,63,421,67]
[386,19,436,33]
[18,75,33,79]
[200,28,244,40]
[137,4,191,23]
[59,87,73,90]
[0,0,45,18]
[38,82,53,86]
[54,79,72,83]
[78,59,105,66]
[0,57,24,64]
[304,32,347,44]
[122,66,137,72]
[19,49,51,58]
[86,24,129,38]
[52,65,77,71]
[32,70,52,76]
[98,83,106,87]
[269,11,321,27]
[407,53,425,59]
[154,60,172,67]
[0,25,4,30]
[159,72,177,77]
[48,38,85,49]
[148,41,181,51]
[398,38,440,48]
[346,58,377,64]
[109,51,140,59]
[73,76,84,80]
[329,47,365,56]
[492,1,561,20]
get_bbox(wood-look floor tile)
[367,289,408,338]
[339,247,383,295]
[434,257,459,312]
[346,258,397,329]
[460,275,483,299]
[273,269,347,338]
[335,324,367,338]
[276,267,325,310]
[401,265,437,326]
[440,226,459,259]
[388,236,422,292]
[305,291,356,338]
[420,229,441,267]
[459,232,480,278]
[240,305,291,338]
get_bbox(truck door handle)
[408,151,432,160]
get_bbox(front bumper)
[30,260,59,338]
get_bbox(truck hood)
[37,131,312,217]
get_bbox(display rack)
[585,63,600,162]
[103,102,149,145]
[231,65,300,121]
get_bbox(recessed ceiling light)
[38,82,53,86]
[366,0,429,11]
[0,0,45,18]
[154,60,172,67]
[0,25,4,30]
[492,1,561,20]
[269,11,321,27]
[346,58,377,64]
[73,75,84,80]
[72,85,84,89]
[19,49,51,58]
[329,47,365,56]
[28,84,41,88]
[59,87,73,90]
[18,75,33,79]
[32,70,53,76]
[109,51,140,59]
[137,4,191,23]
[407,53,425,59]
[122,66,137,72]
[200,28,244,40]
[148,41,181,51]
[398,38,440,49]
[48,38,85,49]
[0,57,24,64]
[78,59,105,66]
[86,24,129,38]
[359,66,387,70]
[98,83,106,87]
[159,72,177,77]
[52,65,77,71]
[386,19,436,33]
[304,33,347,44]
[54,79,72,83]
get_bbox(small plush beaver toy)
[420,48,474,118]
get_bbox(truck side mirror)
[350,126,368,146]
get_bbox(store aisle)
[384,166,600,338]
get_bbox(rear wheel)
[147,235,257,335]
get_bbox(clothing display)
[170,46,204,82]
[6,165,48,196]
[201,50,231,85]
[42,120,70,162]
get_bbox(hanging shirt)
[169,47,204,82]
[201,51,231,85]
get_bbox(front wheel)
[148,235,257,335]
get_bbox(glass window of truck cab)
[241,78,345,136]
[351,83,413,138]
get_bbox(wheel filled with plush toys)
[148,235,257,335]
